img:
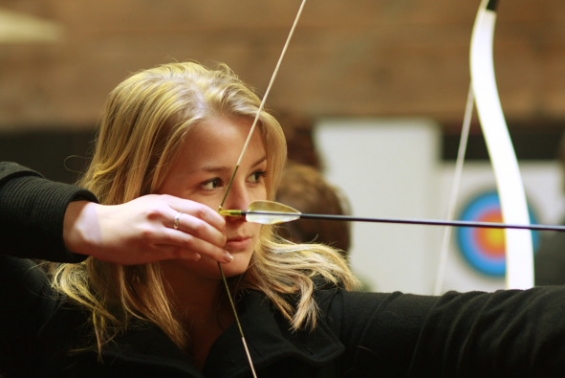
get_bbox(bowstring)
[219,0,308,210]
[216,1,308,377]
[433,85,473,295]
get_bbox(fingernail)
[224,251,234,262]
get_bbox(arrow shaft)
[245,211,565,232]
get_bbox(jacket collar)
[203,290,344,377]
[43,291,344,378]
[98,290,344,377]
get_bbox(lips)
[225,236,253,252]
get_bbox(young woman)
[2,62,565,377]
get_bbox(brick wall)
[0,0,563,131]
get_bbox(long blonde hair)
[52,61,359,354]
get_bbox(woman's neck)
[159,260,236,369]
[160,262,233,321]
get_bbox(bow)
[438,0,534,290]
[222,1,535,373]
[471,0,533,289]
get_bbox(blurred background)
[1,0,564,294]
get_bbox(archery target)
[456,190,540,277]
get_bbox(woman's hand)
[63,194,232,265]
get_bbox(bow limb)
[471,0,534,289]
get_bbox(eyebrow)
[200,155,267,174]
[250,155,268,168]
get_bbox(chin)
[218,253,253,278]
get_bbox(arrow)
[220,200,565,232]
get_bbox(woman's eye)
[202,177,223,190]
[249,171,267,183]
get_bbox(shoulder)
[0,161,96,203]
[0,161,42,184]
[314,288,438,316]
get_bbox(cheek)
[251,223,263,239]
[254,185,268,201]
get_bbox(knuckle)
[139,226,157,242]
[190,220,207,236]
[193,205,208,220]
[146,207,165,221]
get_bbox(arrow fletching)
[219,200,301,224]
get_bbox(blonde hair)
[52,61,359,354]
[276,161,352,255]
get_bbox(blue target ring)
[456,191,540,277]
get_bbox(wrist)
[63,200,98,256]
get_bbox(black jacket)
[2,162,565,377]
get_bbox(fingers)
[79,194,236,265]
[160,195,232,263]
[161,233,233,264]
[167,216,233,263]
[170,197,226,231]
[173,212,182,230]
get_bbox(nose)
[223,180,251,214]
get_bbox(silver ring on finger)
[173,212,183,230]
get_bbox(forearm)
[334,288,565,376]
[1,162,231,265]
[0,162,97,262]
[410,288,565,375]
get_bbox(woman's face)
[158,116,267,280]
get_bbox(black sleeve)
[535,224,565,285]
[0,254,58,377]
[0,161,98,262]
[324,287,565,377]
